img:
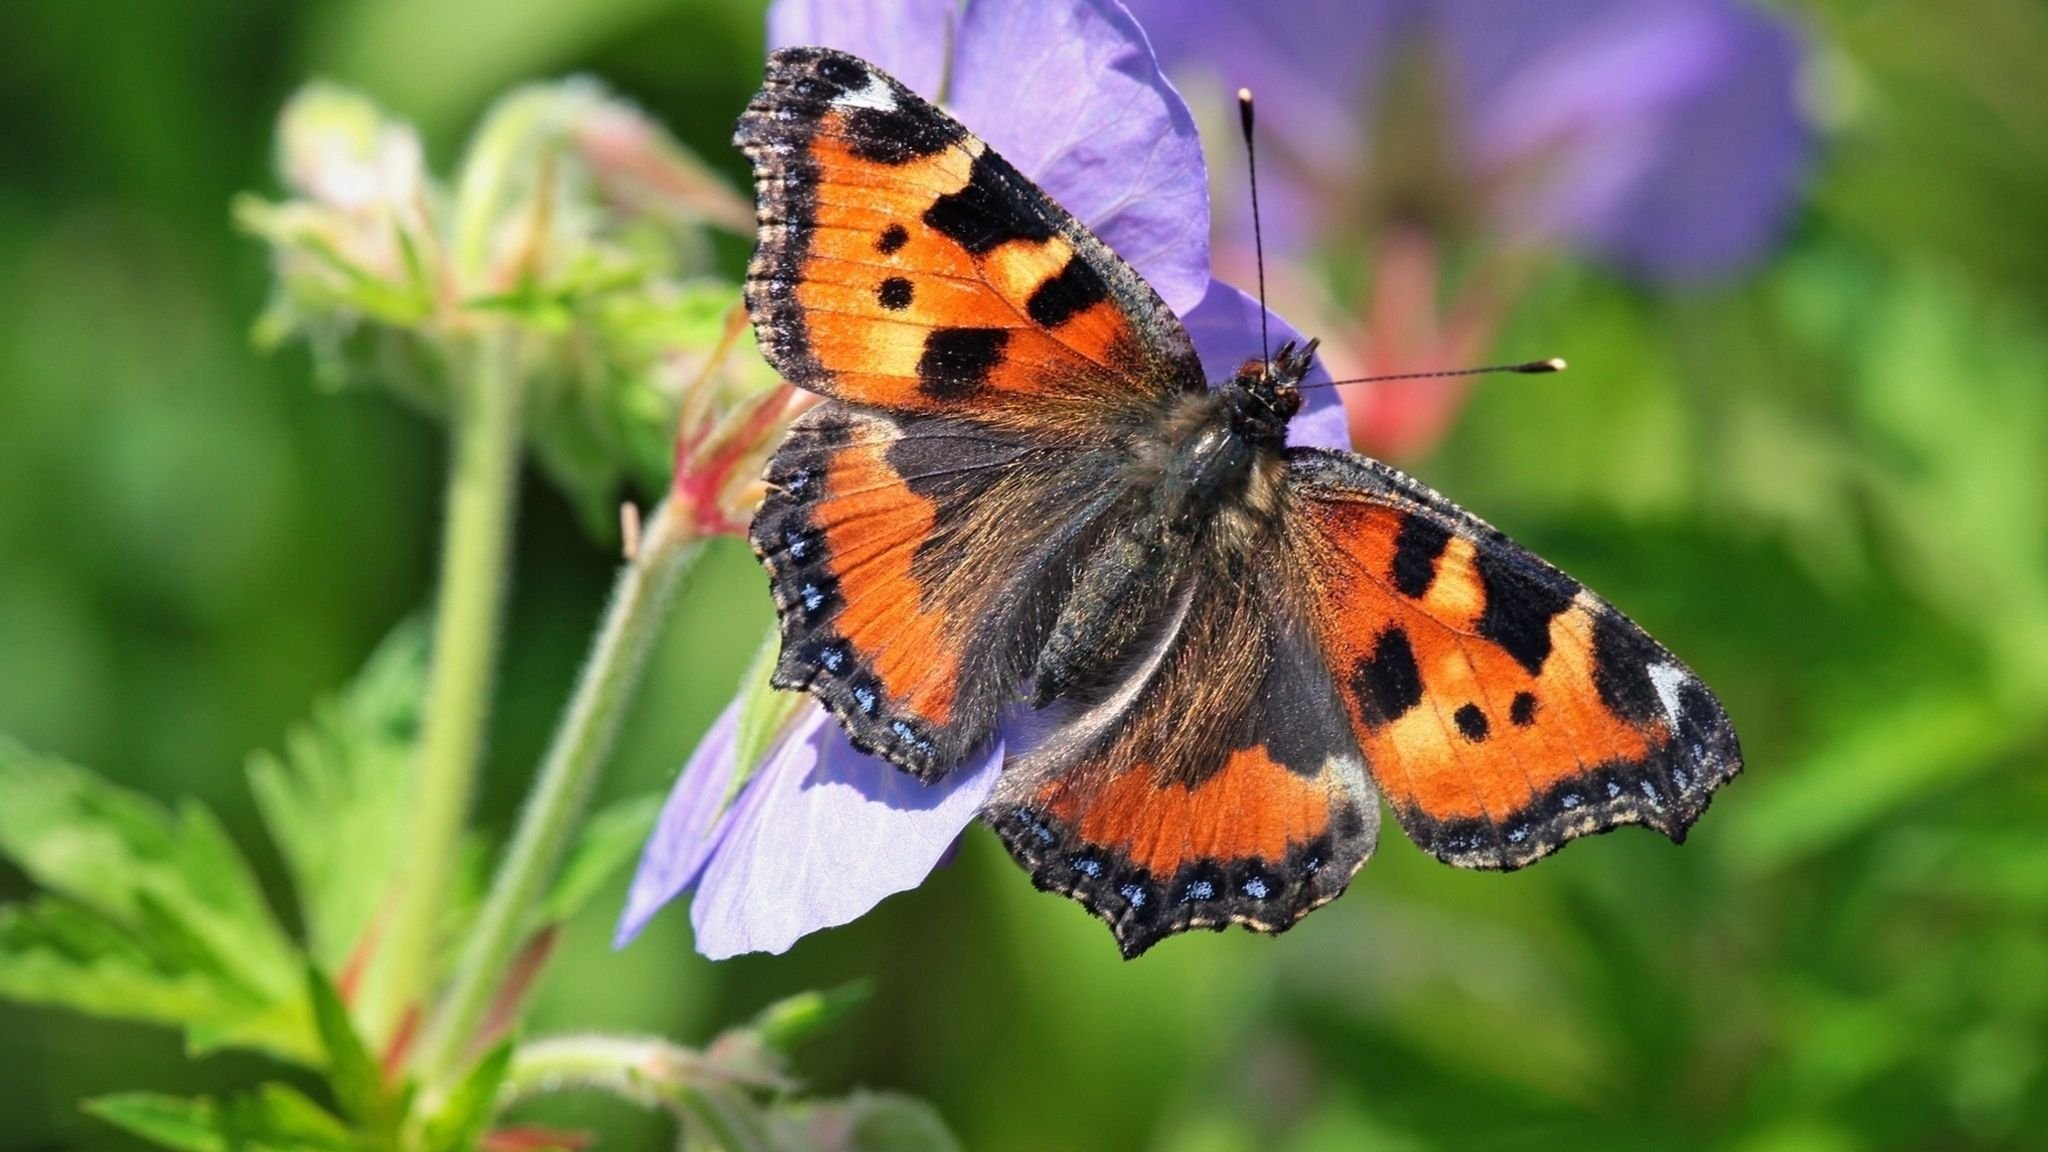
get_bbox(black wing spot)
[840,102,965,166]
[1391,514,1452,599]
[1351,626,1424,727]
[877,276,914,310]
[1590,610,1667,724]
[814,54,869,90]
[1453,703,1490,742]
[1510,691,1539,727]
[922,151,1055,255]
[1025,252,1110,328]
[876,223,910,254]
[1474,550,1578,676]
[917,327,1010,400]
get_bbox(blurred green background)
[4,1,2047,1149]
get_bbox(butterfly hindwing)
[986,547,1379,957]
[1280,448,1743,868]
[751,402,1124,779]
[737,47,1204,439]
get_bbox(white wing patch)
[831,71,897,112]
[1647,662,1691,731]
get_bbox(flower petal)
[689,706,1002,959]
[949,0,1212,316]
[614,700,745,947]
[1438,0,1811,280]
[1180,279,1348,451]
[1123,0,1397,259]
[765,0,959,100]
[1127,0,1811,282]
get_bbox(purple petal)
[1126,0,1810,282]
[1436,0,1812,279]
[949,0,1212,315]
[1572,4,1811,279]
[615,700,745,947]
[1123,0,1397,260]
[1180,279,1348,451]
[689,706,1002,959]
[766,0,958,99]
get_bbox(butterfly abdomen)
[1030,515,1192,706]
[1029,395,1289,707]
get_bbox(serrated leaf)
[86,1093,226,1152]
[422,1041,513,1152]
[0,737,308,1058]
[0,899,254,1033]
[160,800,303,998]
[766,1092,961,1152]
[219,1089,355,1152]
[87,1086,355,1152]
[534,793,662,930]
[307,965,398,1137]
[248,622,426,975]
[0,742,297,994]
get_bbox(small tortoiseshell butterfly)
[738,47,1742,957]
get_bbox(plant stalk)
[501,1033,711,1107]
[419,498,702,1083]
[382,328,526,1041]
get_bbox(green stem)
[501,1033,721,1107]
[419,499,703,1083]
[383,329,525,1040]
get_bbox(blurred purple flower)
[1125,0,1813,456]
[1134,0,1810,280]
[617,0,1347,959]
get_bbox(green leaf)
[0,736,309,1059]
[236,1084,356,1151]
[422,1041,513,1152]
[0,898,253,1031]
[307,965,399,1137]
[86,1087,354,1152]
[766,1092,961,1152]
[86,1093,226,1152]
[534,792,662,929]
[748,982,871,1052]
[248,622,426,986]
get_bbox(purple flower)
[1133,0,1811,280]
[618,0,1347,959]
[1123,0,1814,456]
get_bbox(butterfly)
[736,46,1742,958]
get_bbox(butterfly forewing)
[1279,448,1742,868]
[737,47,1205,442]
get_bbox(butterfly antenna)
[1306,358,1568,389]
[1238,88,1272,374]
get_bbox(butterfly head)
[1224,337,1316,443]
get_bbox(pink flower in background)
[618,0,1348,960]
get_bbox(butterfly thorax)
[1025,344,1313,708]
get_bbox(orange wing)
[985,549,1378,958]
[736,48,1203,440]
[751,403,1123,779]
[1280,448,1742,869]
